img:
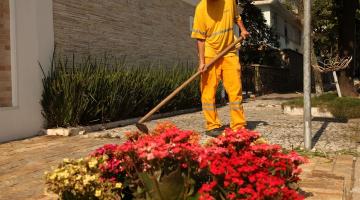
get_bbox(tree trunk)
[292,0,324,95]
[337,0,359,97]
[311,41,324,96]
[338,71,357,96]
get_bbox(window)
[271,13,278,30]
[284,23,289,45]
[0,0,12,107]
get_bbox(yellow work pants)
[201,56,246,131]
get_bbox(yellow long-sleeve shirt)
[191,0,240,57]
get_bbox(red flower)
[89,122,305,200]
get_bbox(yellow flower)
[102,154,109,161]
[90,175,96,181]
[83,175,96,185]
[95,189,102,197]
[59,171,70,179]
[63,158,70,163]
[75,183,81,190]
[49,173,57,180]
[76,175,82,180]
[88,158,98,168]
[115,182,123,188]
[79,165,87,172]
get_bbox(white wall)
[261,6,272,27]
[0,0,54,142]
[276,16,302,52]
[255,2,302,53]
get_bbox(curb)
[282,105,334,118]
[43,107,202,136]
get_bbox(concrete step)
[299,155,356,200]
[300,173,345,200]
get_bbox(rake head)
[135,122,149,134]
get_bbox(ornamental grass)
[41,55,222,128]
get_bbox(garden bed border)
[44,107,203,136]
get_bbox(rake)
[136,36,244,133]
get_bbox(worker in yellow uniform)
[191,0,250,137]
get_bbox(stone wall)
[0,0,11,107]
[53,0,198,64]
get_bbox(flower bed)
[45,122,307,200]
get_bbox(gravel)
[85,94,360,153]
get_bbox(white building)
[254,0,303,53]
[0,0,54,142]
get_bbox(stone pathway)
[300,155,359,200]
[0,137,121,200]
[0,93,359,199]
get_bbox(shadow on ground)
[255,93,303,101]
[311,117,348,148]
[246,121,269,130]
[299,188,314,198]
[220,121,269,131]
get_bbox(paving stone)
[352,158,360,199]
[334,155,354,165]
[313,158,334,173]
[300,159,318,178]
[300,176,344,195]
[352,192,360,200]
[305,192,343,200]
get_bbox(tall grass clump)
[41,54,222,128]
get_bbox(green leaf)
[158,168,185,200]
[137,168,185,200]
[187,193,200,200]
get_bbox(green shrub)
[41,55,222,128]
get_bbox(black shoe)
[205,127,224,137]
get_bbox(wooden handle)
[138,36,244,124]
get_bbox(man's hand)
[198,62,206,72]
[241,30,250,39]
[236,18,250,39]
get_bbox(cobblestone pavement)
[0,93,359,199]
[89,93,360,153]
